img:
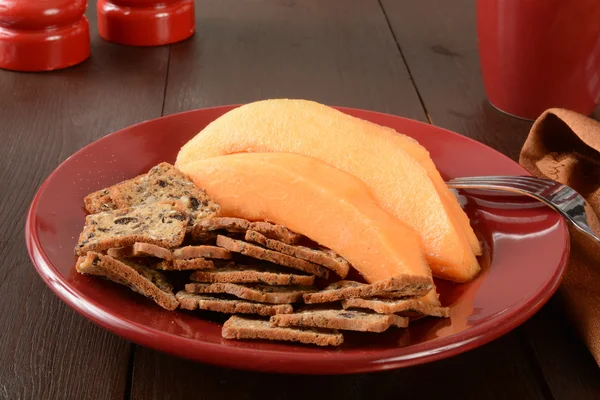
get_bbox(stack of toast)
[75,163,449,347]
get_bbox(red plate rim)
[25,105,570,374]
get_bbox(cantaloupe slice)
[388,133,482,256]
[176,99,480,282]
[179,152,439,305]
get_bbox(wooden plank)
[380,0,531,161]
[519,297,600,399]
[161,0,426,120]
[0,5,169,399]
[132,1,550,399]
[132,334,545,400]
[380,0,600,398]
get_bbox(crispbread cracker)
[189,264,315,286]
[191,217,250,241]
[185,282,316,304]
[76,252,178,310]
[84,188,117,214]
[153,258,215,271]
[271,309,408,332]
[222,316,343,346]
[75,201,188,255]
[176,291,292,316]
[216,235,329,278]
[245,230,349,278]
[303,277,433,304]
[173,245,232,260]
[107,242,172,260]
[248,221,304,245]
[342,298,450,318]
[374,291,422,299]
[108,162,220,222]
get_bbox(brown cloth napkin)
[520,108,600,365]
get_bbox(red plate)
[25,106,569,374]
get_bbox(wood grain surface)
[162,0,426,120]
[131,334,547,400]
[0,5,168,399]
[380,0,533,161]
[1,0,598,399]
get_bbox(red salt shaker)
[97,0,195,46]
[0,0,90,71]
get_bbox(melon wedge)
[176,99,480,282]
[388,133,482,256]
[179,152,439,305]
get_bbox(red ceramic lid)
[0,0,90,71]
[97,0,195,46]
[25,106,569,374]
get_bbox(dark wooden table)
[1,1,599,399]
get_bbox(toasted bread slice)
[303,277,432,304]
[76,252,178,310]
[342,298,450,318]
[75,201,188,255]
[172,245,232,260]
[248,221,304,245]
[216,235,329,278]
[185,282,316,304]
[191,217,251,241]
[84,188,118,214]
[154,258,215,271]
[222,315,343,346]
[245,230,349,278]
[107,242,172,260]
[108,162,220,223]
[176,291,292,316]
[189,264,315,286]
[271,309,408,332]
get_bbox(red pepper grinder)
[0,0,90,71]
[97,0,195,46]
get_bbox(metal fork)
[446,175,600,244]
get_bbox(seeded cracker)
[107,242,173,260]
[191,217,251,241]
[189,264,315,286]
[108,162,220,222]
[176,291,292,316]
[84,188,118,214]
[185,282,316,304]
[222,316,343,347]
[342,298,450,318]
[76,252,178,310]
[216,235,329,278]
[154,258,215,271]
[247,221,304,245]
[75,201,188,255]
[173,245,232,260]
[303,277,433,304]
[245,230,349,278]
[271,309,408,333]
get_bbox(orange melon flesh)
[179,152,439,305]
[388,133,482,256]
[176,99,480,282]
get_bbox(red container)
[97,0,195,46]
[477,0,600,120]
[0,0,90,72]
